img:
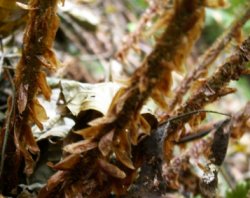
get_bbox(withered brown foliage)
[0,0,61,195]
[163,36,250,161]
[1,0,250,197]
[39,0,206,196]
[169,3,250,111]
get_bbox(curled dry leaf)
[22,123,40,155]
[29,99,48,130]
[98,130,114,156]
[17,123,40,175]
[74,125,104,139]
[63,139,97,154]
[52,154,81,171]
[113,129,135,170]
[37,71,52,100]
[17,83,28,114]
[98,158,126,179]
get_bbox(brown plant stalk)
[0,0,61,195]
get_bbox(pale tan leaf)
[47,78,158,118]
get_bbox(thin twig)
[0,69,15,178]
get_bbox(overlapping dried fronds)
[116,0,169,61]
[39,0,206,196]
[163,36,250,161]
[169,3,250,111]
[0,0,61,194]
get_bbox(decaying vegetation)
[0,0,250,197]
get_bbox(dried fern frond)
[0,0,60,194]
[163,36,250,162]
[116,0,169,61]
[40,0,206,196]
[169,3,250,111]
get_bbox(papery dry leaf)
[22,123,39,155]
[98,158,126,179]
[43,49,60,70]
[52,154,81,170]
[139,115,152,136]
[114,131,135,170]
[107,87,129,115]
[63,139,97,154]
[88,116,115,126]
[98,130,114,156]
[0,0,61,194]
[29,99,48,130]
[37,71,52,100]
[15,137,36,176]
[129,121,139,145]
[44,171,66,193]
[17,83,28,114]
[15,123,40,175]
[74,125,104,139]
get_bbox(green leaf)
[226,181,250,198]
